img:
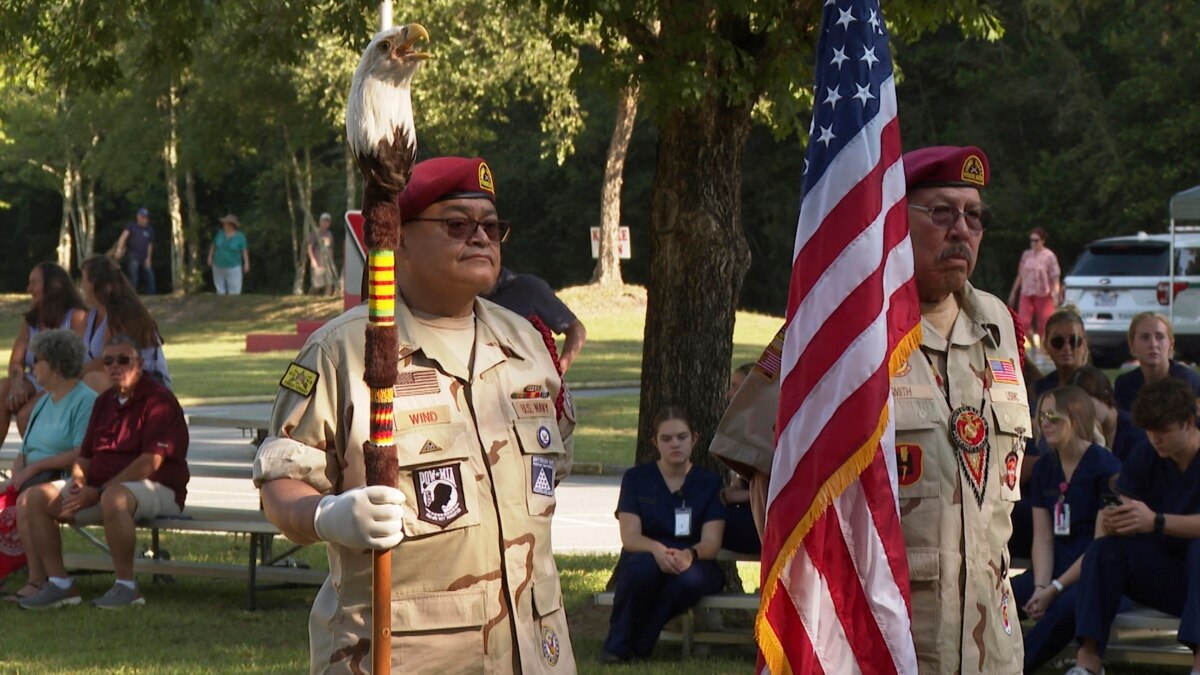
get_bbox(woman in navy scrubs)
[1113,312,1200,412]
[600,406,726,663]
[1014,386,1122,672]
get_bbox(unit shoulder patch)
[280,362,319,398]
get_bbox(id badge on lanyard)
[674,507,693,537]
[1054,481,1070,536]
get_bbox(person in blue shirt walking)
[1068,377,1200,675]
[114,207,156,295]
[207,213,250,295]
[1012,386,1121,672]
[1113,312,1200,412]
[600,406,726,664]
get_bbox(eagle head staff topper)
[346,23,430,196]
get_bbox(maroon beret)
[398,157,496,221]
[903,146,989,192]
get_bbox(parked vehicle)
[1062,232,1200,367]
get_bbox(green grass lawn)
[0,285,782,403]
[0,531,758,673]
[0,529,1179,673]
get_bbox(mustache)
[935,243,974,264]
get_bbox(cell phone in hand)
[1102,494,1123,509]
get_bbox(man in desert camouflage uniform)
[896,145,1029,673]
[255,157,576,674]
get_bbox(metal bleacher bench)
[1,418,326,611]
[1007,558,1191,667]
[593,549,759,658]
[186,413,271,446]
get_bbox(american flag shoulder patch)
[989,358,1020,385]
[753,326,787,381]
[394,370,441,397]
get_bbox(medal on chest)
[950,404,990,508]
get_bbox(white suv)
[1062,232,1200,367]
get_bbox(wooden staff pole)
[363,205,400,674]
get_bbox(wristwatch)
[688,546,700,562]
[1154,512,1166,535]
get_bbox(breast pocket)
[393,422,481,538]
[513,418,566,517]
[991,400,1031,502]
[894,397,942,501]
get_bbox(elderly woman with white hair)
[3,328,97,603]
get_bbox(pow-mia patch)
[478,161,495,195]
[541,625,560,666]
[532,456,555,497]
[280,363,319,398]
[896,443,923,487]
[961,154,986,186]
[414,464,467,527]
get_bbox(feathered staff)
[345,23,429,674]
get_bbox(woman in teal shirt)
[207,213,249,295]
[4,329,97,603]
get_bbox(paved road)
[184,403,625,554]
[2,399,626,554]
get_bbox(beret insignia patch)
[478,162,495,195]
[961,154,986,186]
[279,362,319,398]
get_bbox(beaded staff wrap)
[363,191,400,489]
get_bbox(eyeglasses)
[407,217,511,243]
[102,355,135,367]
[908,204,991,232]
[1048,334,1085,350]
[1038,411,1066,425]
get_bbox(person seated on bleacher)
[1012,386,1122,672]
[600,406,726,664]
[1068,378,1200,675]
[1032,307,1091,405]
[0,262,87,439]
[1069,365,1148,464]
[1112,312,1200,412]
[718,363,761,556]
[79,256,171,392]
[3,329,97,603]
[17,335,189,610]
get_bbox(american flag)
[756,0,921,673]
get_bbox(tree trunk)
[161,83,185,293]
[80,176,96,260]
[591,82,638,287]
[284,134,318,296]
[57,158,75,270]
[184,168,202,291]
[635,98,753,469]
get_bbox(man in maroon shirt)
[18,335,189,610]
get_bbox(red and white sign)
[589,226,631,260]
[344,210,365,310]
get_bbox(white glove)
[313,485,407,550]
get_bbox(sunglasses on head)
[1038,411,1066,424]
[102,355,135,367]
[1048,334,1085,350]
